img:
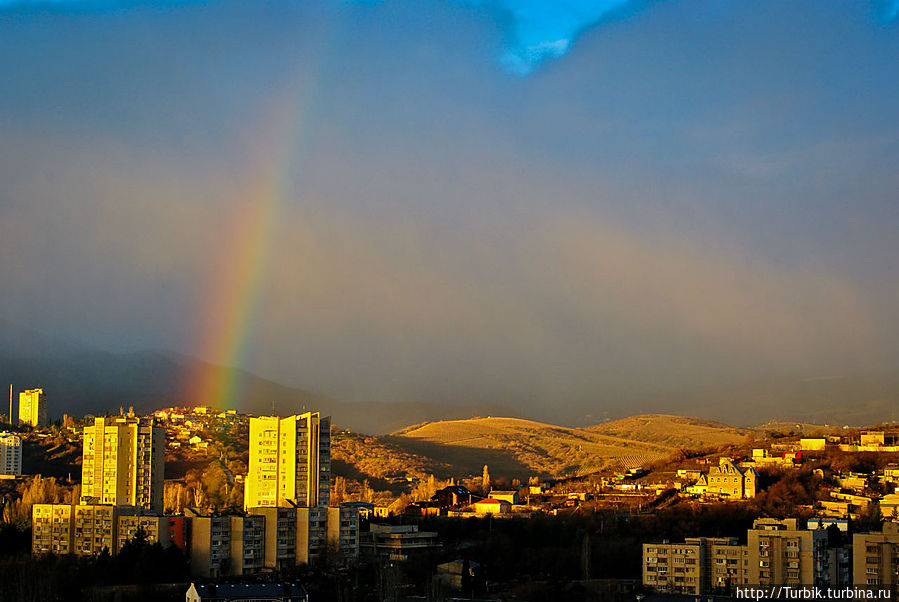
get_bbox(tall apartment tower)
[80,416,165,512]
[244,412,331,510]
[18,388,46,428]
[0,431,23,476]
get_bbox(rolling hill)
[386,414,748,479]
[586,414,751,448]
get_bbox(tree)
[376,560,400,602]
[412,480,430,502]
[333,477,348,506]
[580,531,592,580]
[226,482,244,512]
[388,493,411,516]
[461,558,471,597]
[482,465,491,494]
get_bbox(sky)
[0,0,897,421]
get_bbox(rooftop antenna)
[271,400,276,417]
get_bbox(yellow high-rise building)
[18,388,46,428]
[244,413,331,510]
[80,415,165,512]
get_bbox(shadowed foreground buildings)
[360,524,439,561]
[853,522,899,587]
[186,582,308,602]
[641,518,899,593]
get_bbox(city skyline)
[1,0,897,420]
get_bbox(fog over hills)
[0,322,518,434]
[1,321,897,431]
[613,376,899,429]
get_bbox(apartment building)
[0,431,22,476]
[228,515,265,576]
[709,537,749,591]
[296,506,328,565]
[643,520,851,592]
[746,518,833,585]
[32,504,73,555]
[246,503,355,568]
[244,413,331,510]
[35,504,171,557]
[247,506,297,569]
[643,537,747,594]
[327,506,360,563]
[18,388,46,428]
[186,508,232,578]
[852,522,899,586]
[73,504,117,556]
[642,539,705,594]
[167,515,189,550]
[80,415,165,512]
[825,546,852,587]
[116,512,170,552]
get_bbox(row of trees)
[1,475,76,526]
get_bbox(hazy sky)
[1,0,897,419]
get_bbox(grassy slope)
[586,414,751,449]
[387,416,686,478]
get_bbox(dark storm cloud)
[0,0,897,422]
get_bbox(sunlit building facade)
[73,504,117,556]
[244,413,331,510]
[18,388,46,428]
[80,416,165,512]
[32,504,73,555]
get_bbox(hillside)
[754,421,848,436]
[586,414,750,449]
[331,431,455,490]
[387,417,674,478]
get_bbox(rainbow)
[186,83,315,411]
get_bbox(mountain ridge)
[0,322,520,434]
